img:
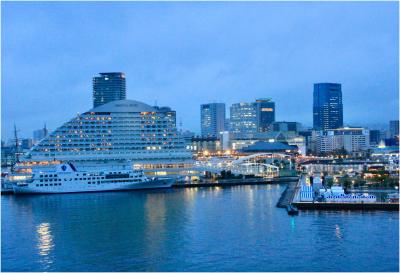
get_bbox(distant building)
[312,127,370,155]
[389,120,399,138]
[219,131,231,151]
[200,103,225,137]
[255,98,275,132]
[238,141,298,154]
[271,121,301,133]
[33,125,48,142]
[230,102,258,138]
[93,72,126,108]
[369,130,382,146]
[313,83,343,130]
[21,139,34,150]
[230,98,276,138]
[191,136,221,153]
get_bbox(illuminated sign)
[261,108,274,112]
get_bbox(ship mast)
[13,124,20,165]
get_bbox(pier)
[288,177,399,212]
[173,176,298,188]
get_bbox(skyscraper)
[93,72,126,107]
[230,102,258,137]
[230,99,276,138]
[313,83,343,130]
[200,103,226,137]
[255,98,275,132]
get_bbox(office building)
[200,103,226,137]
[230,98,276,138]
[313,83,343,130]
[271,121,301,133]
[389,120,399,138]
[230,102,258,138]
[93,72,126,107]
[255,98,275,132]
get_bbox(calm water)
[2,185,399,272]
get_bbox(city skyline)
[2,1,399,140]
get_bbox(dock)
[292,201,399,211]
[276,180,298,208]
[288,177,399,211]
[173,176,298,188]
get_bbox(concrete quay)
[173,176,298,188]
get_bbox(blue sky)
[1,1,399,140]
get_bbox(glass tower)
[200,103,226,137]
[313,83,343,130]
[93,72,126,107]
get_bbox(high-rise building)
[200,103,226,137]
[93,72,126,107]
[230,102,258,138]
[313,83,343,130]
[230,99,276,138]
[389,120,399,138]
[255,98,275,132]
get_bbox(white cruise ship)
[12,163,174,194]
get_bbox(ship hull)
[12,178,174,194]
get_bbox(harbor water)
[2,184,399,272]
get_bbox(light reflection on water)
[1,185,399,272]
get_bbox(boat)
[11,162,175,194]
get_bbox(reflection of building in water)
[36,222,54,256]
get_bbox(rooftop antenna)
[154,99,158,107]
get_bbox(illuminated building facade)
[200,103,226,137]
[230,98,276,138]
[93,72,126,107]
[24,100,192,165]
[313,83,343,130]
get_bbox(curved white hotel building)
[22,100,194,177]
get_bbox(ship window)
[40,175,43,178]
[79,178,82,180]
[83,178,86,180]
[60,183,62,186]
[40,180,43,182]
[54,174,58,177]
[49,175,53,177]
[36,184,39,187]
[50,184,53,186]
[74,178,77,180]
[59,179,62,181]
[45,184,48,186]
[97,181,100,184]
[44,175,48,177]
